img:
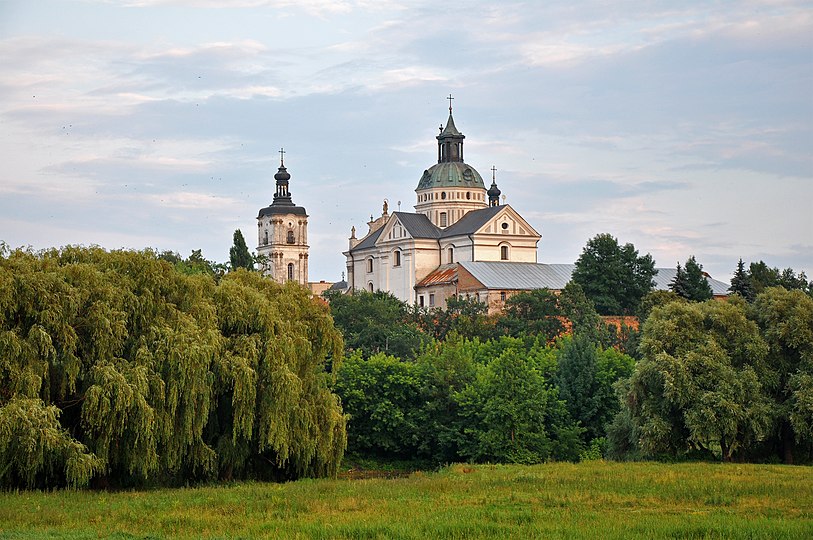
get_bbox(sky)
[1,0,811,283]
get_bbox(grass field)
[1,461,811,539]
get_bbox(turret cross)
[491,165,497,181]
[447,93,454,113]
[279,147,286,165]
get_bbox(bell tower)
[256,149,309,285]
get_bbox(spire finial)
[447,93,454,113]
[491,165,497,182]
[279,147,285,166]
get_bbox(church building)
[256,151,309,286]
[344,101,541,308]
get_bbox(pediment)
[379,215,413,244]
[477,206,540,238]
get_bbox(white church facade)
[344,103,542,309]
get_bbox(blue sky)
[1,0,811,282]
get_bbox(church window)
[287,230,295,244]
[500,291,506,302]
[263,230,268,245]
[441,192,446,200]
[466,192,471,200]
[500,245,509,260]
[287,263,294,281]
[440,212,447,227]
[475,293,480,302]
[448,247,454,263]
[429,293,435,307]
[393,250,401,267]
[368,282,374,292]
[501,222,509,230]
[419,295,424,307]
[366,258,373,273]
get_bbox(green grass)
[1,462,811,539]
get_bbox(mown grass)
[1,461,811,539]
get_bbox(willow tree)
[0,246,345,489]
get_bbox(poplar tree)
[229,229,254,271]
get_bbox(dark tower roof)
[488,166,501,206]
[257,149,307,218]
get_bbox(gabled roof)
[440,205,503,237]
[392,212,440,239]
[458,261,731,295]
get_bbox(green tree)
[334,352,422,457]
[414,335,478,463]
[229,230,254,271]
[750,287,813,463]
[556,335,634,445]
[572,233,656,315]
[729,258,755,301]
[456,348,581,463]
[326,290,428,360]
[497,288,565,341]
[669,262,690,299]
[627,300,771,461]
[559,281,610,345]
[684,256,713,301]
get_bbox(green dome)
[416,162,486,191]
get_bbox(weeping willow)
[0,246,345,489]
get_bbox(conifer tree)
[670,262,690,299]
[229,229,254,271]
[684,256,713,301]
[729,258,755,301]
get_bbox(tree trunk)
[781,421,795,465]
[720,436,731,462]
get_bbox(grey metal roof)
[653,267,730,296]
[393,212,440,239]
[460,261,575,290]
[349,226,385,252]
[441,205,503,237]
[459,261,730,295]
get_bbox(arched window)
[366,258,373,273]
[286,230,295,244]
[263,230,268,245]
[440,212,447,227]
[287,263,294,280]
[368,282,374,292]
[393,250,401,267]
[448,246,454,264]
[500,245,509,260]
[441,191,447,200]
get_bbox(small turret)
[488,166,501,206]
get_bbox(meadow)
[1,461,811,539]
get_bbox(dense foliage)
[613,289,813,463]
[335,334,633,465]
[572,233,657,315]
[0,247,345,489]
